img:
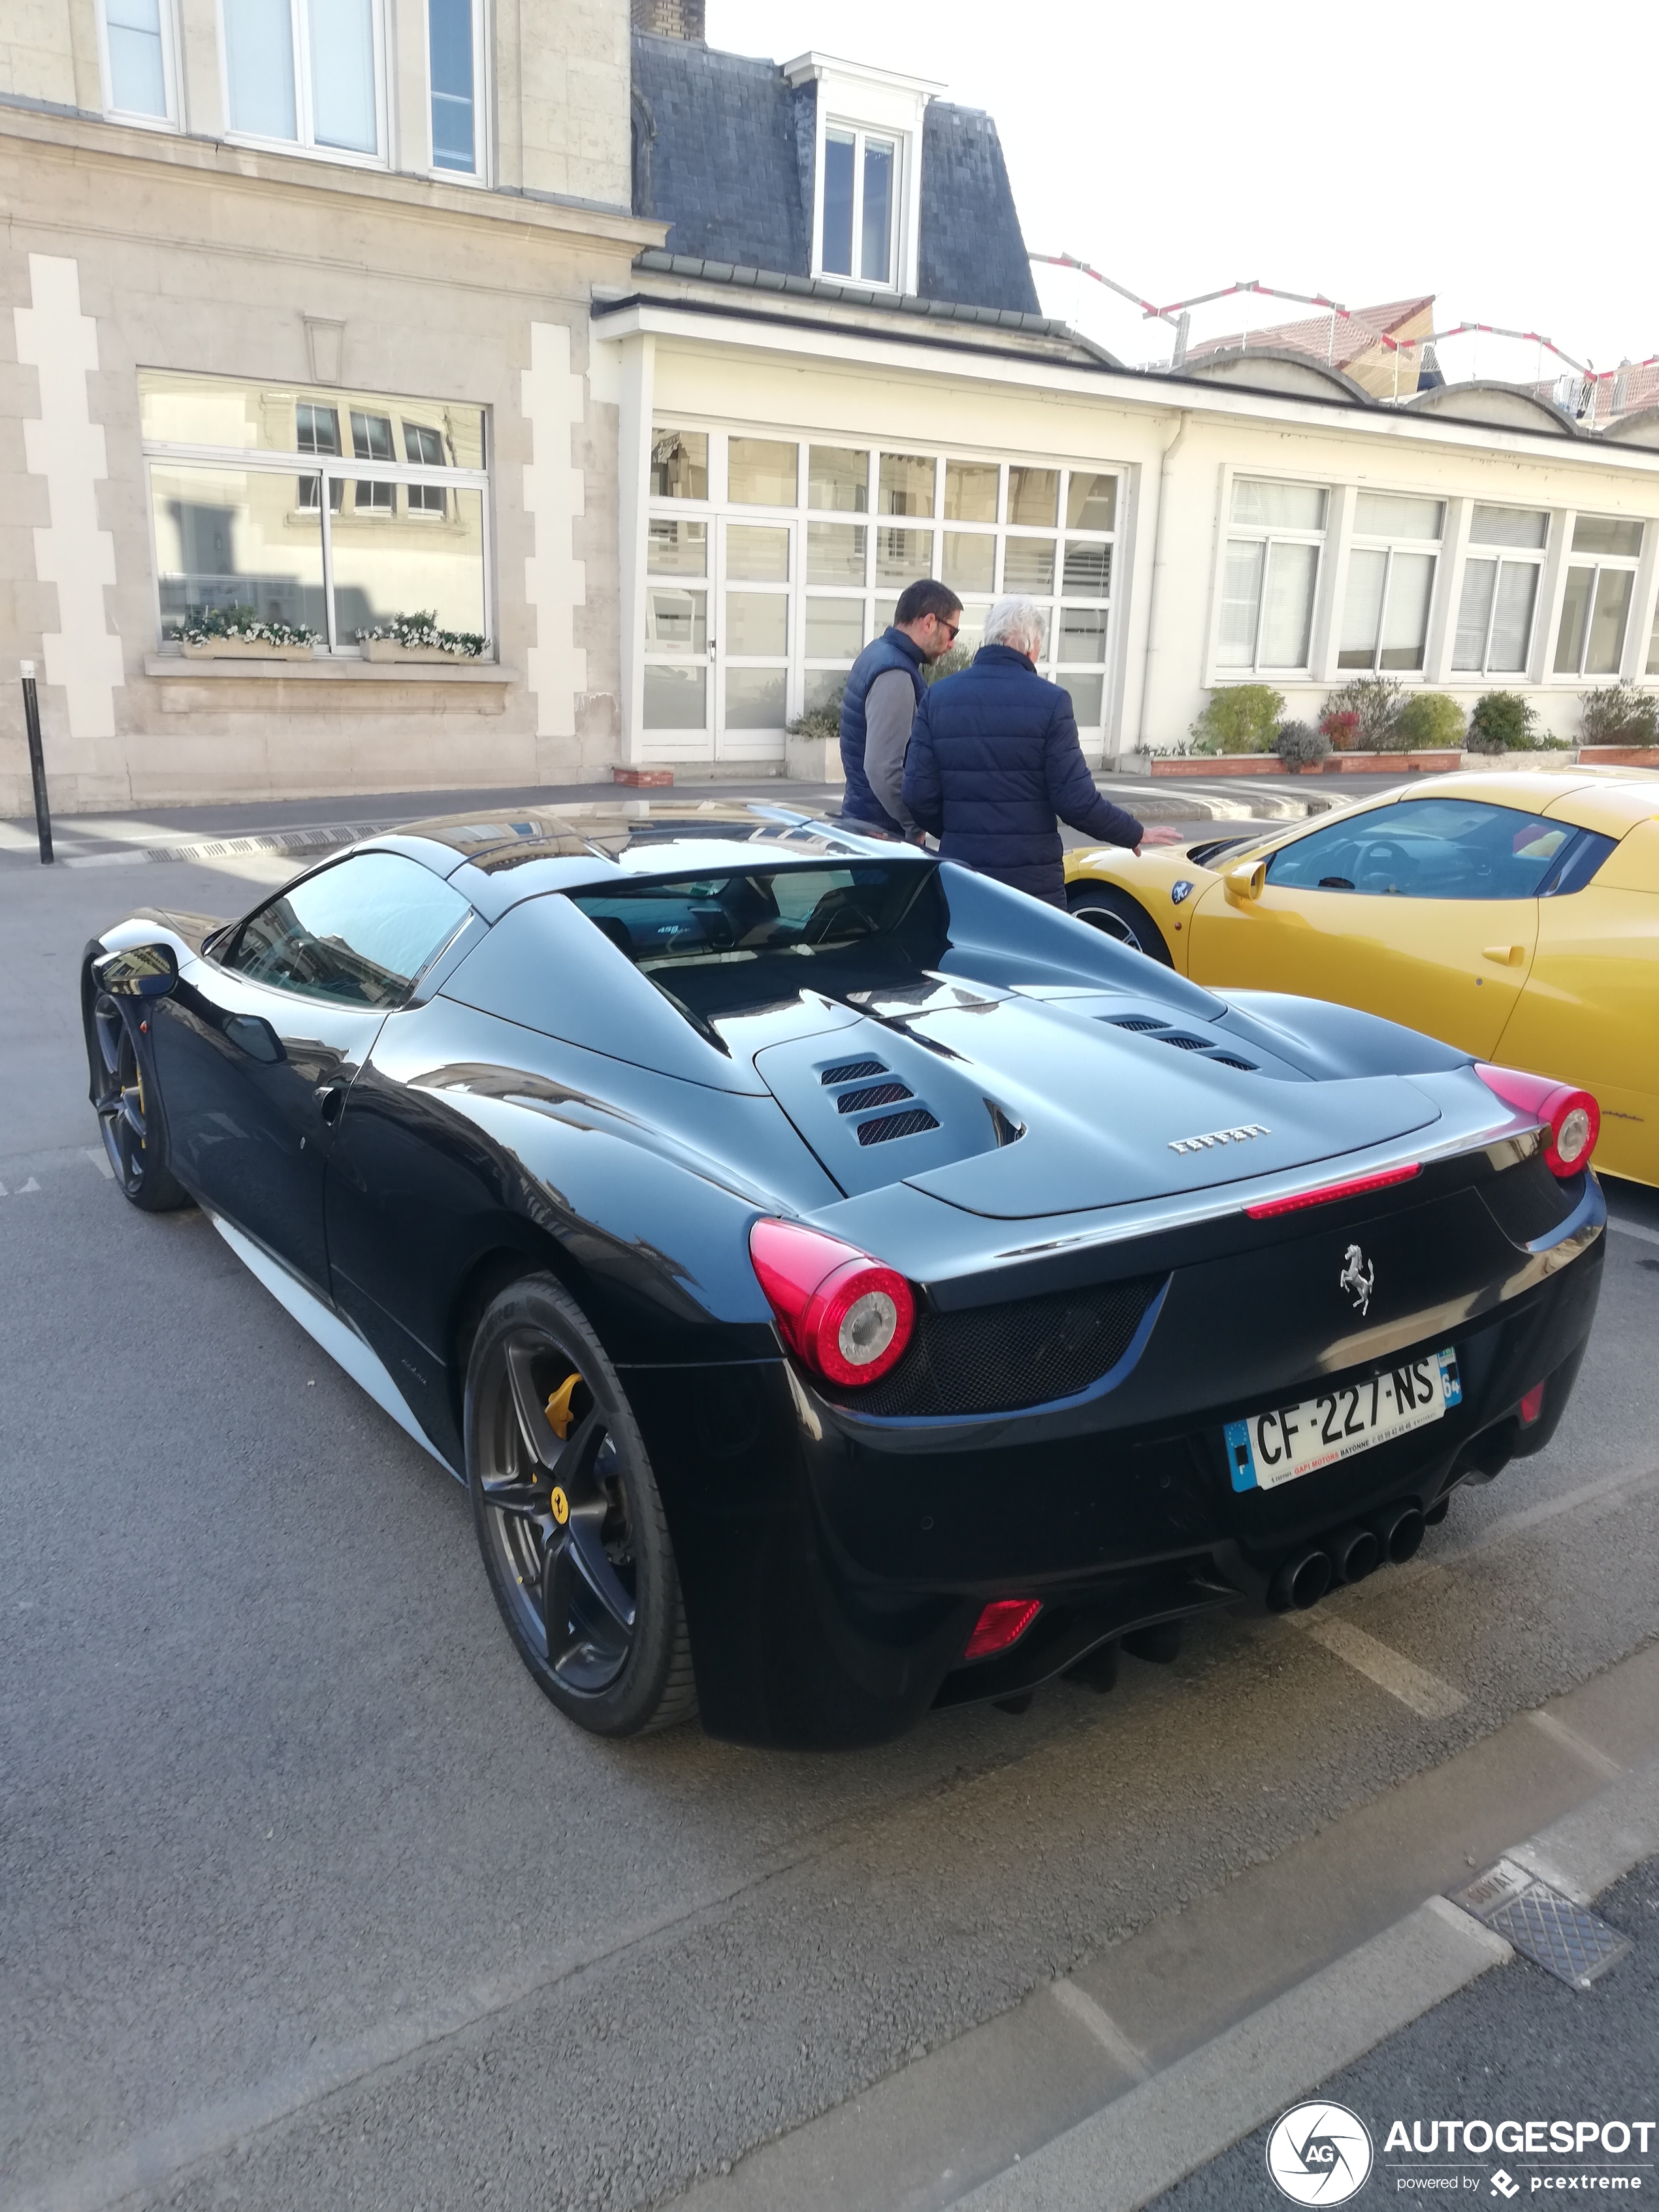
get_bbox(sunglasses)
[937,618,961,641]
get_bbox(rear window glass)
[571,863,948,1016]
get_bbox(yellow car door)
[1492,818,1659,1187]
[1184,794,1587,1059]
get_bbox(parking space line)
[1607,1216,1659,1248]
[83,1149,113,1180]
[1528,1707,1624,1783]
[1048,1981,1152,2083]
[1288,1614,1466,1720]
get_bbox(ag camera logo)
[1266,2101,1375,2204]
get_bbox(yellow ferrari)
[1065,768,1659,1187]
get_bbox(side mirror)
[1223,861,1267,907]
[93,942,179,998]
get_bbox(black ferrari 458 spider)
[83,803,1605,1747]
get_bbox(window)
[225,852,471,1006]
[820,125,898,286]
[1649,595,1659,678]
[1267,799,1600,901]
[427,0,481,174]
[1554,515,1645,678]
[1452,505,1549,676]
[140,370,490,655]
[221,0,384,161]
[643,426,1119,740]
[1339,493,1443,672]
[1218,479,1327,673]
[101,0,177,121]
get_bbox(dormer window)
[786,53,941,298]
[822,127,895,285]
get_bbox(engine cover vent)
[856,1107,942,1146]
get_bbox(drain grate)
[1449,1858,1632,1989]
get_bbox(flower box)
[361,639,483,664]
[1575,746,1659,769]
[1150,748,1464,778]
[182,637,315,662]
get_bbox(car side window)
[1266,799,1581,901]
[222,852,472,1007]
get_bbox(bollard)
[20,659,53,864]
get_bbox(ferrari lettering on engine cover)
[1168,1123,1270,1156]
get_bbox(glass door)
[642,516,713,761]
[717,519,794,761]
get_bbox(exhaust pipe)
[1330,1525,1382,1584]
[1376,1503,1426,1565]
[1268,1549,1332,1612]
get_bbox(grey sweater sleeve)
[863,668,919,829]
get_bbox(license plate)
[1225,1349,1462,1493]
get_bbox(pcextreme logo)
[1266,2102,1375,2204]
[1381,2115,1656,2196]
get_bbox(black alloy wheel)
[1065,882,1174,967]
[465,1274,696,1737]
[87,990,189,1210]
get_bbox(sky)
[706,0,1656,387]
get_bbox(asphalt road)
[3,845,1657,2212]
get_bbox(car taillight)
[1244,1162,1421,1220]
[1475,1064,1600,1178]
[749,1217,916,1387]
[964,1598,1042,1660]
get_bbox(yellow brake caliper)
[543,1373,580,1524]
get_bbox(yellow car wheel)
[1065,881,1174,967]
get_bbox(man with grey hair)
[901,595,1142,906]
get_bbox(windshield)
[571,862,948,1017]
[1266,798,1587,900]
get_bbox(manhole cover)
[1449,1857,1632,1989]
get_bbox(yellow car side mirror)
[1223,860,1267,906]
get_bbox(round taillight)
[1474,1063,1600,1180]
[749,1218,917,1387]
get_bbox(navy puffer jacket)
[901,644,1143,905]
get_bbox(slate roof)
[630,32,1039,317]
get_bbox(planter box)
[361,639,483,664]
[1576,746,1659,769]
[1149,748,1462,778]
[182,637,315,662]
[613,766,675,788]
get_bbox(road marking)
[1287,1613,1466,1719]
[84,1149,114,1180]
[16,1176,39,1194]
[1048,1980,1152,2083]
[1527,1707,1624,1782]
[1607,1215,1659,1248]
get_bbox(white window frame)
[140,376,492,658]
[1450,507,1551,681]
[423,0,491,184]
[813,120,904,291]
[96,0,184,131]
[1211,475,1330,679]
[1549,513,1647,683]
[1337,498,1445,677]
[643,421,1120,756]
[217,0,391,170]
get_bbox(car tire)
[1065,882,1174,967]
[464,1272,697,1738]
[86,987,191,1211]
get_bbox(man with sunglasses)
[839,579,963,839]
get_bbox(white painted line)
[1048,1980,1152,2083]
[1287,1612,1466,1720]
[952,1899,1510,2212]
[1528,1706,1624,1783]
[1607,1215,1659,1248]
[17,1176,40,1194]
[84,1149,114,1180]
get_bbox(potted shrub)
[1321,675,1404,750]
[1272,720,1331,769]
[355,611,491,663]
[1387,691,1466,754]
[1190,683,1285,755]
[1466,692,1541,754]
[179,605,318,661]
[1580,683,1659,756]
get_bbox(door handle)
[1481,944,1526,968]
[317,1083,346,1125]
